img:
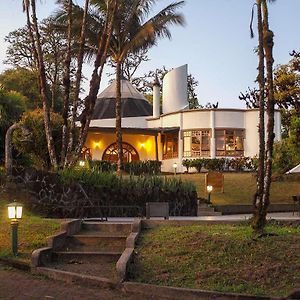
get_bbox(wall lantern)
[207,185,213,204]
[173,162,178,175]
[7,201,23,256]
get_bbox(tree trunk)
[61,0,73,167]
[116,60,123,173]
[66,0,90,166]
[70,0,117,166]
[262,0,275,222]
[252,0,266,231]
[30,0,58,169]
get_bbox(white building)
[83,65,282,173]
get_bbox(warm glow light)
[93,141,101,149]
[7,202,23,219]
[79,160,86,167]
[207,185,213,193]
[173,162,177,169]
[140,143,145,148]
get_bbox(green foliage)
[123,160,162,175]
[12,109,63,168]
[0,68,40,110]
[227,157,255,172]
[0,86,27,163]
[190,158,205,173]
[26,168,198,217]
[89,160,117,173]
[182,159,193,173]
[58,168,119,188]
[204,158,226,171]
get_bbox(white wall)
[162,65,188,114]
[89,116,148,128]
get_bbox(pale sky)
[1,0,300,108]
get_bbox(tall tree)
[250,0,276,232]
[108,0,185,173]
[23,0,58,168]
[19,0,117,169]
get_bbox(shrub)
[182,159,193,173]
[190,158,205,173]
[12,109,63,169]
[123,160,161,175]
[204,158,226,171]
[15,168,197,217]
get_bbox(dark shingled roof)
[91,79,153,120]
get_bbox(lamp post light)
[207,185,213,204]
[173,162,177,175]
[79,160,86,167]
[7,201,23,256]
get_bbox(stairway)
[47,221,132,280]
[197,203,222,216]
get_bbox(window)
[215,129,244,156]
[102,142,139,162]
[162,133,178,159]
[183,130,210,157]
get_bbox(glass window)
[215,129,244,156]
[183,130,211,157]
[163,133,178,159]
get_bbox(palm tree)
[250,0,276,232]
[22,0,58,169]
[55,0,185,172]
[109,0,185,173]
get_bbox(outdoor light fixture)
[7,201,23,256]
[79,160,86,167]
[207,185,213,204]
[140,143,145,149]
[173,162,178,175]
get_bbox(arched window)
[102,142,139,162]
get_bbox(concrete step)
[34,267,117,288]
[52,251,122,263]
[64,236,126,253]
[81,221,132,234]
[197,211,223,216]
[198,207,216,212]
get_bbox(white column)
[178,112,184,173]
[153,82,160,118]
[210,110,216,158]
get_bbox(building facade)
[83,65,282,173]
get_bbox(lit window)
[215,129,244,156]
[183,130,211,157]
[162,133,178,159]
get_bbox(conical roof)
[92,79,153,120]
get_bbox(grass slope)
[132,224,300,297]
[178,173,299,204]
[0,196,61,262]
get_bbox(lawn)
[176,173,299,205]
[0,194,61,263]
[131,224,300,297]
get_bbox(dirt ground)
[0,265,145,300]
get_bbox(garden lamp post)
[79,160,86,167]
[7,201,23,256]
[173,162,177,175]
[207,185,213,204]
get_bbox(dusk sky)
[1,0,300,108]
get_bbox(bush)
[190,158,204,173]
[182,159,193,173]
[203,158,226,171]
[123,160,162,175]
[14,168,197,217]
[12,109,63,169]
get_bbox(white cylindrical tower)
[152,75,161,118]
[162,64,188,114]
